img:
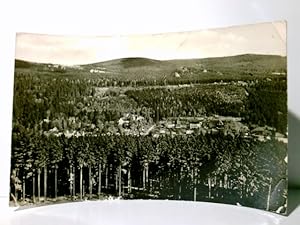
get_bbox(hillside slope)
[15,54,287,82]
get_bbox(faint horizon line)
[14,52,287,66]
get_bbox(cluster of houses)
[173,66,209,78]
[99,113,288,143]
[250,126,287,143]
[89,67,106,74]
[118,113,154,136]
[45,64,67,72]
[149,115,249,138]
[42,111,287,144]
[145,115,287,143]
[271,71,286,75]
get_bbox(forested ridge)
[10,55,287,213]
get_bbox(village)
[42,109,287,145]
[116,113,287,143]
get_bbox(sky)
[15,21,286,65]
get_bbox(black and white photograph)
[9,21,287,215]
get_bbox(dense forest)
[10,55,287,214]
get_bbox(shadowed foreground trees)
[10,131,287,212]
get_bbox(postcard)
[10,21,287,214]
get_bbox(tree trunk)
[214,175,218,197]
[240,185,243,199]
[72,166,76,198]
[194,179,197,201]
[32,171,36,203]
[22,175,25,201]
[80,165,83,200]
[127,167,131,194]
[89,165,92,198]
[83,184,85,198]
[115,168,119,192]
[11,193,18,206]
[224,174,228,189]
[266,178,272,211]
[98,163,102,198]
[208,176,211,199]
[143,166,146,190]
[15,169,18,201]
[37,168,41,202]
[145,163,149,190]
[118,165,122,196]
[15,185,18,201]
[54,165,58,201]
[178,182,182,200]
[178,166,183,200]
[69,165,73,197]
[105,165,108,189]
[159,175,163,189]
[193,169,197,202]
[44,166,47,201]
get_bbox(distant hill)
[15,59,50,69]
[82,54,286,73]
[15,59,34,68]
[196,54,287,73]
[87,57,163,68]
[15,54,287,82]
